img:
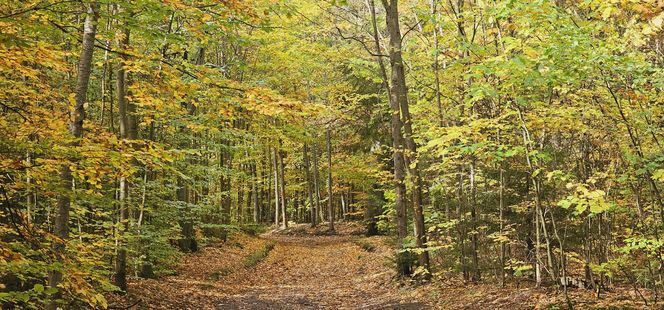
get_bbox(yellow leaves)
[523,45,539,59]
[557,182,611,215]
[243,87,321,118]
[201,13,213,23]
[1,246,24,262]
[653,12,664,28]
[602,6,614,20]
[186,123,209,133]
[653,169,664,182]
[643,11,664,35]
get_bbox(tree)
[47,3,99,309]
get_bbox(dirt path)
[118,224,429,309]
[217,232,427,309]
[109,224,649,309]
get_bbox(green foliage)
[242,241,276,269]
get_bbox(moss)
[242,241,276,268]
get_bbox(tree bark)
[220,139,232,227]
[430,0,444,127]
[383,0,430,273]
[304,143,317,227]
[47,4,98,309]
[326,127,335,232]
[273,147,280,227]
[114,23,132,293]
[252,163,259,223]
[278,145,288,228]
[369,0,408,247]
[312,140,323,222]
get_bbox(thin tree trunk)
[372,0,407,247]
[498,131,506,286]
[47,4,98,309]
[278,146,287,229]
[237,167,245,223]
[312,140,323,223]
[114,23,131,293]
[381,0,426,274]
[517,108,543,287]
[265,149,272,223]
[341,191,346,221]
[326,127,335,232]
[252,163,259,223]
[469,160,480,281]
[431,0,444,127]
[304,143,316,227]
[220,140,233,227]
[273,147,280,227]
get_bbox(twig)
[335,25,388,58]
[48,20,245,93]
[0,0,78,19]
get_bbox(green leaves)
[557,183,611,215]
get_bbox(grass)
[354,239,376,252]
[207,239,277,279]
[242,241,276,268]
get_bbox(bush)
[239,224,268,236]
[392,250,417,276]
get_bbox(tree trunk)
[369,0,408,244]
[273,147,280,227]
[177,177,195,251]
[47,4,98,309]
[265,149,272,223]
[237,167,245,223]
[382,0,430,273]
[114,23,132,293]
[326,127,335,232]
[430,0,444,127]
[469,160,480,281]
[278,146,288,229]
[304,143,317,227]
[252,163,259,223]
[312,140,323,223]
[220,140,233,228]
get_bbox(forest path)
[217,226,428,309]
[121,223,430,309]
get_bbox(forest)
[1,0,664,309]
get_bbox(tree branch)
[335,25,388,58]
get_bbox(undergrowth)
[242,241,276,268]
[354,239,376,252]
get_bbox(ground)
[109,223,428,309]
[108,223,654,309]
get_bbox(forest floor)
[108,223,654,309]
[108,223,428,309]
